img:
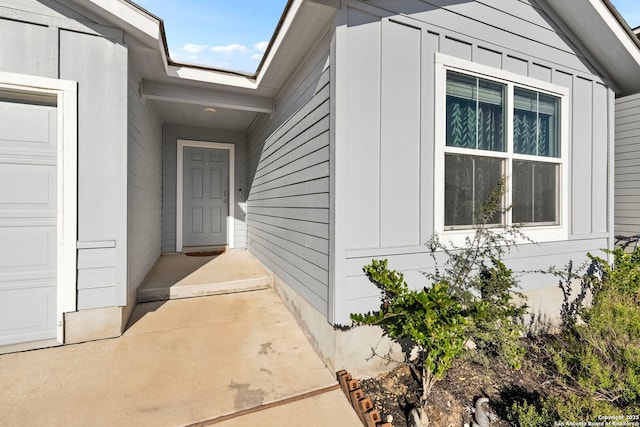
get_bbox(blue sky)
[612,0,640,29]
[133,0,288,72]
[134,0,640,73]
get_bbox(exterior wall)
[332,0,615,324]
[615,93,640,237]
[127,57,162,312]
[0,2,129,313]
[246,29,332,317]
[60,30,128,310]
[162,125,247,252]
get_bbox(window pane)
[447,73,477,149]
[538,93,560,157]
[514,88,560,157]
[445,154,503,227]
[446,72,505,151]
[512,160,558,224]
[477,80,505,152]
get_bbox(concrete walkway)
[0,289,361,426]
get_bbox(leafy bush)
[505,399,557,427]
[351,180,528,400]
[549,248,640,407]
[351,259,467,401]
[426,179,529,368]
[506,395,627,426]
[467,258,528,368]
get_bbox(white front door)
[182,146,229,248]
[0,99,58,345]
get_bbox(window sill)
[438,224,568,248]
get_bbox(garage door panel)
[0,101,56,152]
[0,164,56,209]
[0,226,56,271]
[0,286,56,345]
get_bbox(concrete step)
[137,250,273,303]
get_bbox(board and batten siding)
[247,31,332,316]
[334,0,615,323]
[127,57,162,306]
[60,30,128,310]
[0,2,129,312]
[615,93,640,237]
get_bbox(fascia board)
[593,0,640,66]
[71,0,161,45]
[547,0,640,94]
[165,66,260,90]
[255,0,305,87]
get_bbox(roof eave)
[546,0,640,96]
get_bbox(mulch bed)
[358,337,563,426]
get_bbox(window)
[436,55,568,241]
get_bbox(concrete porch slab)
[137,250,273,302]
[0,289,360,426]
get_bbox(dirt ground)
[359,338,563,427]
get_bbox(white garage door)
[0,98,58,346]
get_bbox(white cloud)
[253,41,269,53]
[183,43,208,53]
[251,53,263,61]
[210,44,248,54]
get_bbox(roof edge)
[601,0,640,52]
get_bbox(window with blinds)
[443,70,562,229]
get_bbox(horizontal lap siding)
[127,59,162,304]
[247,33,331,316]
[615,93,640,236]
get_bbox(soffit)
[544,0,640,96]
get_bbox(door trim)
[176,140,235,252]
[0,71,78,344]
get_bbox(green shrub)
[592,247,640,297]
[351,181,529,400]
[351,259,467,401]
[505,399,557,427]
[550,248,640,407]
[506,395,627,427]
[468,258,528,368]
[426,179,529,368]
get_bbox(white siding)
[615,93,640,237]
[247,31,332,316]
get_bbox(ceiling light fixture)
[204,107,217,113]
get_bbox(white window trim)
[434,54,569,246]
[176,139,235,252]
[0,71,78,344]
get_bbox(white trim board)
[0,71,78,345]
[176,140,236,252]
